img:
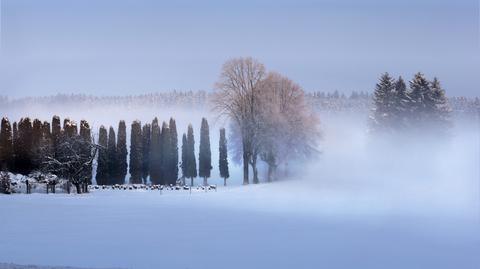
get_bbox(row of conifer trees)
[370,72,451,133]
[0,116,230,186]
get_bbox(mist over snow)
[1,101,479,269]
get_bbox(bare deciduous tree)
[40,133,98,194]
[214,57,266,184]
[214,58,320,183]
[257,72,320,181]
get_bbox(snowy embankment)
[1,178,479,269]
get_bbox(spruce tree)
[219,128,229,186]
[370,73,395,132]
[198,118,212,186]
[430,77,451,129]
[129,120,143,184]
[141,123,151,184]
[107,126,117,185]
[96,126,109,185]
[180,133,188,185]
[186,124,197,186]
[392,76,411,129]
[168,118,179,185]
[149,118,161,185]
[116,120,128,184]
[0,118,13,171]
[409,72,432,125]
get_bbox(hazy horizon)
[1,0,479,98]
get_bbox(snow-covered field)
[1,176,479,269]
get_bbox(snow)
[1,178,479,269]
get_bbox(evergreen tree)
[141,123,151,184]
[198,118,212,186]
[149,118,162,185]
[116,120,128,184]
[63,119,77,138]
[0,118,13,171]
[79,120,92,186]
[219,128,229,186]
[180,133,188,185]
[430,77,451,129]
[160,121,169,185]
[392,76,412,129]
[31,119,43,170]
[17,118,33,174]
[107,126,117,185]
[51,116,61,159]
[96,126,109,185]
[129,120,143,184]
[370,73,395,132]
[409,72,432,125]
[12,122,18,173]
[186,124,197,186]
[168,118,179,185]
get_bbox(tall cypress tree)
[219,128,229,186]
[12,122,18,173]
[180,133,188,185]
[149,118,161,185]
[141,123,151,184]
[64,119,77,138]
[198,118,212,186]
[96,126,109,185]
[107,126,117,185]
[79,120,92,185]
[17,118,33,174]
[116,120,128,184]
[160,121,170,185]
[186,124,197,186]
[129,120,143,184]
[31,119,43,170]
[168,118,179,185]
[51,116,61,159]
[0,118,13,171]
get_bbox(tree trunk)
[243,151,249,185]
[67,181,71,194]
[203,177,208,186]
[252,155,259,184]
[224,178,226,186]
[75,183,82,194]
[267,165,273,182]
[46,183,49,194]
[190,177,194,187]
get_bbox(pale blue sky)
[0,0,478,97]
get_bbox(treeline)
[1,90,478,117]
[370,72,451,133]
[0,116,230,193]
